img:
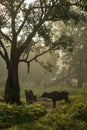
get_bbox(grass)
[2,91,87,130]
[0,83,87,130]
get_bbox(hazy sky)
[25,0,35,4]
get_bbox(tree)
[0,0,85,104]
[54,21,87,87]
[68,25,87,87]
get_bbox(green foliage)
[0,103,47,129]
[68,100,87,122]
[0,89,87,130]
[37,61,54,73]
[36,98,87,130]
[8,123,39,130]
[50,0,70,22]
[58,34,74,51]
[38,25,51,45]
[78,0,87,12]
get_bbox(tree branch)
[0,40,10,69]
[16,16,27,36]
[19,48,51,63]
[18,5,53,54]
[16,7,32,36]
[15,0,25,13]
[39,0,44,20]
[0,30,12,43]
[15,0,26,36]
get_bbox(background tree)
[54,20,87,87]
[0,0,85,104]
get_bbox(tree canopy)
[0,0,86,104]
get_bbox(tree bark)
[4,47,21,104]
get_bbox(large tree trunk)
[4,62,21,104]
[4,47,21,104]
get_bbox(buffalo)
[41,91,70,108]
[25,89,37,104]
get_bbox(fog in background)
[0,53,57,87]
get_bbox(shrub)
[68,101,87,122]
[0,103,47,129]
[35,98,87,130]
[0,93,87,130]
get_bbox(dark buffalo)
[25,89,37,104]
[41,91,70,108]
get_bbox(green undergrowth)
[0,89,87,130]
[7,94,87,130]
[36,99,87,130]
[0,103,47,129]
